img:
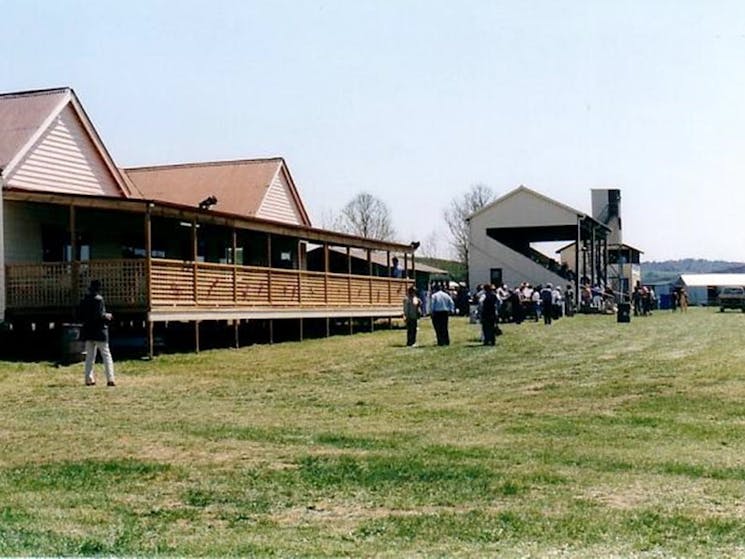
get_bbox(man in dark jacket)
[540,283,554,325]
[480,284,499,345]
[80,279,116,386]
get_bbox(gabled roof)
[0,87,133,196]
[123,157,311,226]
[0,88,68,171]
[469,185,606,229]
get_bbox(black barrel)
[60,323,85,364]
[617,302,631,323]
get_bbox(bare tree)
[317,207,343,231]
[418,230,442,259]
[443,184,496,265]
[337,192,396,241]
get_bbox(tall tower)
[591,189,622,245]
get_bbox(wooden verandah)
[2,190,417,357]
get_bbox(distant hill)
[642,259,745,284]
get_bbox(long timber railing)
[5,259,409,314]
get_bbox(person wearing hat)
[79,279,116,386]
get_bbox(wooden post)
[349,317,353,335]
[575,217,581,307]
[325,316,330,337]
[145,205,153,307]
[192,218,198,304]
[297,239,302,306]
[234,319,240,348]
[603,237,608,288]
[232,228,238,304]
[69,205,79,310]
[323,243,329,306]
[267,234,273,304]
[386,251,391,303]
[145,206,153,358]
[195,320,200,353]
[367,249,373,305]
[147,320,154,359]
[590,226,596,287]
[299,318,304,342]
[346,246,352,304]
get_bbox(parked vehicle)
[718,286,745,312]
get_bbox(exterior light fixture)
[198,195,217,210]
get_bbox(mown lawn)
[2,308,745,557]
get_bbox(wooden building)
[0,88,417,357]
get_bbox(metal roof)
[678,274,745,287]
[0,88,69,171]
[123,158,311,226]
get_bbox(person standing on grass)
[430,282,455,346]
[79,279,115,387]
[480,284,499,346]
[540,283,554,325]
[403,286,422,347]
[564,284,575,317]
[679,288,689,312]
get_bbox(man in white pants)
[80,279,115,386]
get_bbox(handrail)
[5,259,408,311]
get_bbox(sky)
[2,0,745,262]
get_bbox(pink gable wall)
[5,104,123,198]
[256,168,305,225]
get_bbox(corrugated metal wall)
[256,170,303,225]
[6,105,122,198]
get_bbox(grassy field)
[2,308,745,557]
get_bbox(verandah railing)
[150,259,407,307]
[5,260,148,309]
[5,259,408,310]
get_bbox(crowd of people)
[631,283,657,316]
[401,276,688,348]
[403,279,621,348]
[478,281,575,324]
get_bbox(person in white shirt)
[430,283,455,346]
[531,287,541,321]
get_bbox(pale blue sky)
[3,0,745,261]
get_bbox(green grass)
[2,308,745,556]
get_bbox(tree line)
[327,184,496,266]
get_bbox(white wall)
[475,188,579,229]
[468,218,566,291]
